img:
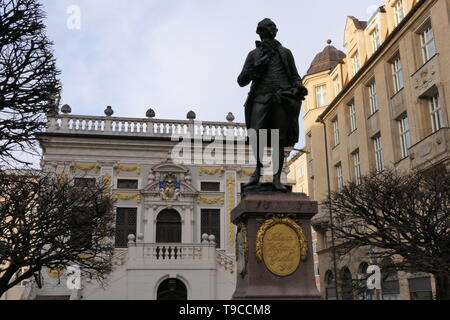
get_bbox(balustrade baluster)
[59,117,68,131]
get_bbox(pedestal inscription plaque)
[256,216,307,277]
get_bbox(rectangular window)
[420,23,436,63]
[333,76,341,97]
[332,118,340,147]
[201,209,221,248]
[371,27,381,53]
[315,85,327,108]
[368,81,379,115]
[352,52,361,75]
[297,166,304,178]
[409,277,433,300]
[74,178,96,188]
[391,56,404,94]
[394,0,405,27]
[353,151,362,186]
[349,102,357,133]
[115,208,137,248]
[336,163,344,191]
[429,95,444,133]
[398,115,411,159]
[373,135,385,173]
[201,182,221,192]
[117,179,138,189]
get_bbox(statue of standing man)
[238,18,308,192]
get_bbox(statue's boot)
[244,167,261,187]
[272,147,287,192]
[273,173,288,192]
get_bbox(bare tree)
[0,170,115,298]
[322,167,450,300]
[0,0,61,166]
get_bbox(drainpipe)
[319,116,339,300]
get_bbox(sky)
[42,0,381,148]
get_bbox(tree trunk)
[0,283,9,300]
[434,274,450,300]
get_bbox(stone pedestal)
[231,191,321,300]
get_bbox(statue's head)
[256,18,278,40]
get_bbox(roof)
[348,16,367,30]
[306,44,346,76]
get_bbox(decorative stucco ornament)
[159,172,181,200]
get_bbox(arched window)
[357,262,373,300]
[340,267,354,300]
[325,271,337,300]
[381,258,400,300]
[156,209,181,243]
[157,278,187,300]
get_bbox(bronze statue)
[238,18,308,192]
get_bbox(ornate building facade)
[303,0,449,300]
[19,108,287,300]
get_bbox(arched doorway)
[156,209,181,243]
[157,278,187,300]
[340,267,354,300]
[325,270,337,300]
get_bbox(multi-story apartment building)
[304,0,449,300]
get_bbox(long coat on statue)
[238,40,307,148]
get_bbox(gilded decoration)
[102,172,112,186]
[102,172,112,195]
[114,192,142,204]
[197,195,224,205]
[256,216,307,277]
[47,268,64,278]
[70,162,100,174]
[237,168,254,177]
[159,172,181,201]
[236,222,248,278]
[226,177,236,245]
[114,164,141,175]
[58,171,68,182]
[199,167,224,177]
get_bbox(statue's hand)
[290,85,308,100]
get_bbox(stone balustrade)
[127,241,218,265]
[46,114,248,140]
[125,238,236,274]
